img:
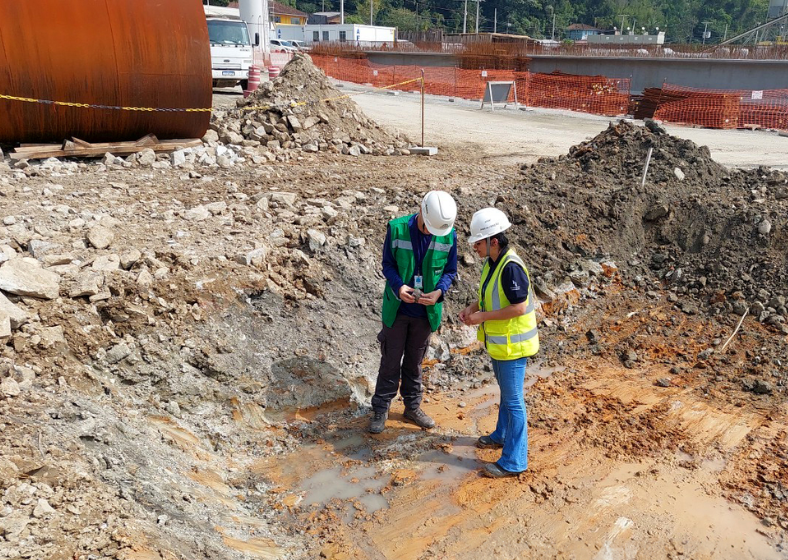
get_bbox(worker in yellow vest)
[459,208,539,477]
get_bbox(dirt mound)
[212,53,410,157]
[493,120,788,333]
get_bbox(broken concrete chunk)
[673,167,685,181]
[106,342,132,364]
[1,376,20,398]
[0,258,60,299]
[0,293,28,329]
[184,205,211,222]
[69,273,103,298]
[119,249,142,270]
[87,226,114,250]
[91,255,120,272]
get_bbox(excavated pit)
[0,89,787,558]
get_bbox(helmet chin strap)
[485,237,491,259]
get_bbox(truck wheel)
[240,80,248,91]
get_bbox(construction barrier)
[311,55,630,117]
[654,83,788,131]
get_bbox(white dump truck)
[204,7,256,89]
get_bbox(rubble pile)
[215,53,411,157]
[507,120,788,333]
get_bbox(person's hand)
[417,290,441,306]
[459,306,474,325]
[466,311,485,326]
[399,285,416,303]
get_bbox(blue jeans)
[488,357,528,473]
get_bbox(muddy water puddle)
[263,362,566,520]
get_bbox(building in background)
[271,0,308,25]
[565,24,603,41]
[588,31,666,45]
[308,12,342,24]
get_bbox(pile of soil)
[492,120,788,333]
[213,53,410,156]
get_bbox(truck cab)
[206,17,255,89]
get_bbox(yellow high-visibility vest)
[477,249,539,360]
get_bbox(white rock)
[137,268,154,286]
[206,201,227,215]
[32,498,55,518]
[68,218,86,231]
[119,249,141,270]
[0,258,60,299]
[171,150,187,167]
[758,219,772,235]
[3,216,15,226]
[136,148,156,166]
[216,155,234,169]
[235,247,267,266]
[184,205,211,221]
[69,273,102,298]
[674,167,685,181]
[87,226,114,250]
[0,377,20,398]
[306,229,326,251]
[102,152,117,166]
[270,192,297,206]
[202,129,219,144]
[106,342,132,364]
[0,293,28,329]
[91,254,120,271]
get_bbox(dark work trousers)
[371,314,432,413]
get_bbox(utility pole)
[370,0,373,25]
[463,0,467,33]
[618,14,628,34]
[702,20,711,44]
[341,0,344,24]
[494,8,497,33]
[551,12,556,40]
[723,23,728,40]
[475,0,481,33]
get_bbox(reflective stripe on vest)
[392,239,413,251]
[428,240,453,253]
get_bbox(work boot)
[403,407,435,429]
[368,410,388,434]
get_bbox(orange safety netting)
[655,83,788,131]
[527,72,630,117]
[311,55,630,117]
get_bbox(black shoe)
[368,410,388,434]
[476,435,504,449]
[481,462,523,478]
[403,407,435,429]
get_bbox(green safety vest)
[477,248,539,360]
[382,214,455,332]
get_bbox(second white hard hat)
[421,190,457,236]
[468,207,512,244]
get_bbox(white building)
[588,32,666,45]
[275,24,396,46]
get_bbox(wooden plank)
[9,138,202,160]
[71,138,92,148]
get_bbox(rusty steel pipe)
[0,0,211,144]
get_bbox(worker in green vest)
[369,191,458,434]
[459,207,539,477]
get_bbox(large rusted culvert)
[0,0,211,144]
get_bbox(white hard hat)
[468,207,511,244]
[421,190,457,237]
